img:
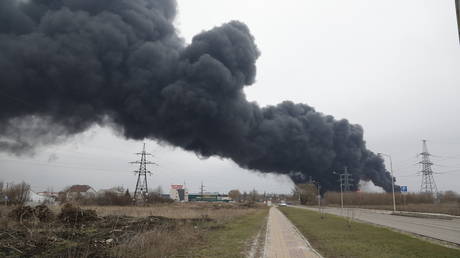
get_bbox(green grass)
[190,208,268,257]
[279,207,460,258]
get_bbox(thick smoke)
[0,0,395,192]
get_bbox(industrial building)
[188,192,231,202]
[168,185,231,202]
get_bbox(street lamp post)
[378,153,396,213]
[311,180,323,218]
[333,171,344,210]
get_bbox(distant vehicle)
[279,201,287,207]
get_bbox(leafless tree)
[4,182,30,205]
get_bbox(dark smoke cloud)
[0,0,395,192]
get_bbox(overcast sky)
[1,0,459,194]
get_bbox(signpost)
[401,186,408,208]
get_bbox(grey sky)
[1,0,459,194]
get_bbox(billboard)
[171,184,183,190]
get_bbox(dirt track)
[263,207,321,258]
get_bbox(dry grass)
[82,202,259,220]
[114,223,205,258]
[0,203,266,257]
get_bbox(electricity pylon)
[131,143,156,202]
[341,167,354,192]
[419,140,438,197]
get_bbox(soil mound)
[58,203,98,224]
[34,204,54,222]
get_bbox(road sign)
[400,186,408,192]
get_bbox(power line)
[436,169,460,175]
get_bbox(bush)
[145,192,174,204]
[324,191,460,206]
[58,203,98,224]
[8,204,54,222]
[95,191,132,206]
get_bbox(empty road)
[294,206,460,245]
[264,207,321,258]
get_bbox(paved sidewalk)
[264,207,321,258]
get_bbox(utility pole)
[130,143,156,203]
[342,167,354,191]
[317,183,321,213]
[378,153,396,213]
[419,140,438,198]
[334,167,353,214]
[200,181,206,199]
[333,171,344,210]
[311,179,323,218]
[338,167,355,224]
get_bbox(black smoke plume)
[0,0,395,192]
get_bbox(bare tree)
[228,189,241,202]
[295,183,317,205]
[5,182,30,205]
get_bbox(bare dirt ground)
[263,207,321,258]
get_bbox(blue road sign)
[400,186,408,192]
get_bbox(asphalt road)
[264,207,321,258]
[293,205,460,245]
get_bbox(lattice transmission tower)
[130,143,156,202]
[418,140,438,196]
[341,167,354,192]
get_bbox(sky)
[1,0,460,194]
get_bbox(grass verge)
[279,207,460,258]
[186,208,269,257]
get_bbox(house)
[63,185,96,201]
[37,191,58,203]
[27,190,56,205]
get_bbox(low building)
[37,191,58,203]
[64,185,96,201]
[27,190,56,205]
[189,192,231,202]
[169,184,188,201]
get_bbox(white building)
[169,184,188,201]
[27,190,56,206]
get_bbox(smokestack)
[0,0,395,192]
